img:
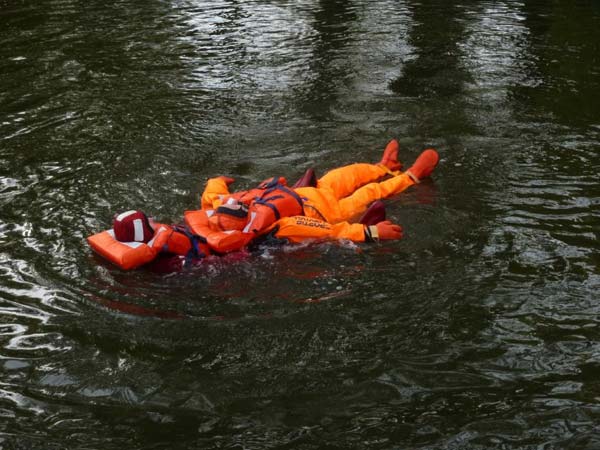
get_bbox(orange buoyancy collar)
[184,209,254,253]
[88,223,208,270]
[242,178,304,234]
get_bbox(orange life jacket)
[242,178,304,234]
[208,202,249,231]
[88,228,159,270]
[184,209,254,253]
[151,224,211,258]
[88,224,208,270]
[221,177,288,207]
[185,178,304,253]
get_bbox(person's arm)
[269,216,402,243]
[200,176,235,210]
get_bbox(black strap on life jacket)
[253,180,304,220]
[254,198,283,220]
[215,203,249,218]
[247,225,289,251]
[171,225,207,268]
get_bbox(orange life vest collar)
[243,179,304,234]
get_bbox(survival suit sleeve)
[201,177,232,210]
[269,216,368,244]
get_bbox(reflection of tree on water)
[389,2,471,97]
[513,2,600,127]
[507,1,600,267]
[296,0,358,120]
[386,1,499,351]
[389,0,476,138]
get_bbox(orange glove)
[366,220,403,241]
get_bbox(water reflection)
[516,1,600,126]
[390,1,473,99]
[294,0,358,118]
[1,0,600,448]
[388,0,479,170]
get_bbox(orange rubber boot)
[406,149,439,182]
[379,139,402,171]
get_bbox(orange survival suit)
[184,144,439,252]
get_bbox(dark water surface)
[1,0,600,448]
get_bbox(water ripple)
[0,0,599,448]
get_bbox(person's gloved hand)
[218,176,235,186]
[366,220,403,241]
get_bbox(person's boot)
[292,168,318,188]
[406,149,439,183]
[379,139,402,171]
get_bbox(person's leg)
[336,148,440,221]
[316,163,388,200]
[294,186,341,223]
[315,139,402,199]
[335,173,415,221]
[298,148,439,224]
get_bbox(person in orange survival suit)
[184,140,439,251]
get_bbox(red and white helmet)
[113,210,154,243]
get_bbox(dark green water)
[1,0,599,448]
